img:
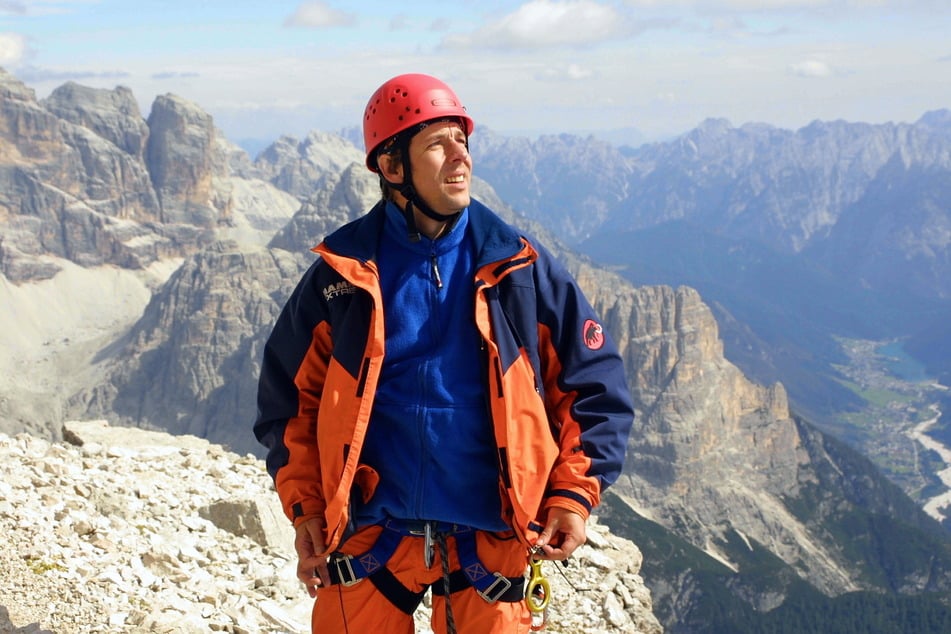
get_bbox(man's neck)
[393,195,458,240]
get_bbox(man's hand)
[533,507,586,561]
[295,517,330,597]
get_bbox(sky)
[0,0,949,148]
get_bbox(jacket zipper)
[430,253,443,289]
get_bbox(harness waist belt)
[326,519,524,605]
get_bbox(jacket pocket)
[352,463,380,504]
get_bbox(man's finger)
[297,556,330,597]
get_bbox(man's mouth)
[446,175,465,184]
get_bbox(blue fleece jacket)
[353,201,508,532]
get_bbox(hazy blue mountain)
[471,111,951,433]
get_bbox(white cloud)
[537,63,597,80]
[564,63,595,79]
[0,2,26,15]
[700,0,828,8]
[442,0,629,50]
[16,65,129,83]
[0,32,25,65]
[429,17,451,32]
[622,0,951,15]
[389,14,409,30]
[623,0,894,9]
[788,59,834,77]
[283,1,355,28]
[2,1,101,17]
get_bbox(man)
[254,73,634,634]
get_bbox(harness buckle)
[332,554,362,587]
[423,522,435,569]
[477,572,513,604]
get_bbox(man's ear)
[377,154,403,184]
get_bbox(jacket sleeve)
[253,259,332,526]
[531,243,635,518]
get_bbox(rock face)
[584,280,832,583]
[0,66,299,445]
[71,164,378,456]
[253,131,365,199]
[43,81,150,158]
[567,261,847,590]
[145,93,218,226]
[72,241,302,456]
[0,420,661,634]
[0,70,170,281]
[470,129,631,242]
[0,68,299,285]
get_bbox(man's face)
[406,120,472,215]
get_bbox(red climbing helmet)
[363,73,475,172]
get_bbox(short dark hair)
[375,140,405,200]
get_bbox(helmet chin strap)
[385,152,460,242]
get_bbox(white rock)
[0,423,662,634]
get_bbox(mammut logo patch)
[359,553,381,573]
[465,563,488,581]
[323,280,357,301]
[583,319,604,350]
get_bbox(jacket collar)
[320,197,525,267]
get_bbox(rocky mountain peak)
[0,67,66,162]
[693,117,734,138]
[0,420,662,634]
[917,108,951,131]
[0,66,37,102]
[253,130,364,199]
[145,93,219,225]
[42,81,149,158]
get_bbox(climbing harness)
[325,519,526,625]
[526,547,551,631]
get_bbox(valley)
[832,338,950,516]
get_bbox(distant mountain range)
[470,112,951,476]
[2,65,951,632]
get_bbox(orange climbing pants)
[312,524,532,633]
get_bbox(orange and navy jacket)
[254,198,634,554]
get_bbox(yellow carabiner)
[526,557,551,614]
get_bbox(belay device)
[526,548,551,631]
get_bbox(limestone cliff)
[0,68,297,285]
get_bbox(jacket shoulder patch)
[583,319,605,350]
